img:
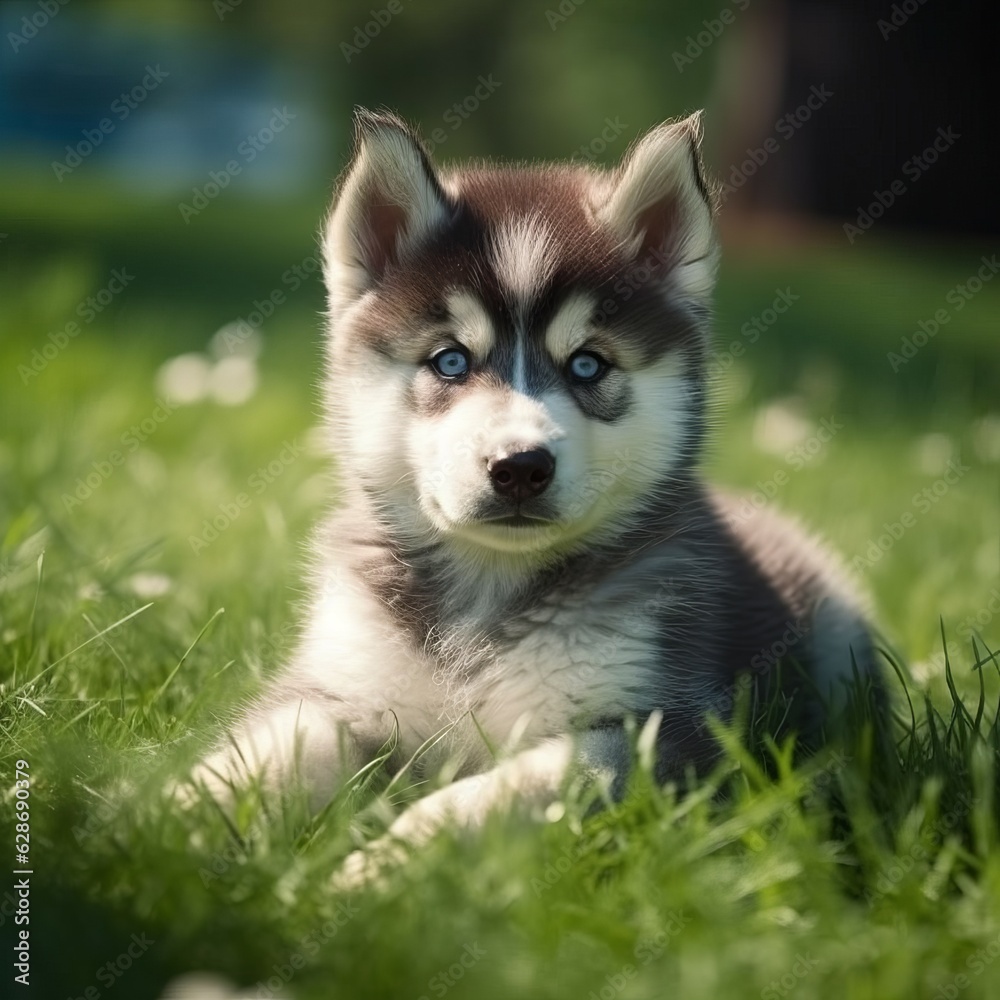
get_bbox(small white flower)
[129,572,172,598]
[155,353,211,405]
[913,433,953,475]
[972,414,1000,463]
[209,322,263,361]
[208,356,259,406]
[752,400,813,455]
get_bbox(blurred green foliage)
[85,0,723,159]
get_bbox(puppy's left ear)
[597,112,718,301]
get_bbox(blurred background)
[0,2,998,996]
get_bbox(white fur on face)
[491,215,557,394]
[402,338,694,557]
[544,292,599,362]
[443,289,495,360]
[583,351,694,529]
[339,354,427,532]
[409,386,569,545]
[491,214,557,305]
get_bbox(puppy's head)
[322,109,717,555]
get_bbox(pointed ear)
[597,112,718,301]
[323,109,450,313]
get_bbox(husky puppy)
[188,109,874,866]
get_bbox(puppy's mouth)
[480,513,555,529]
[441,500,578,553]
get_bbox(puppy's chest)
[442,594,664,744]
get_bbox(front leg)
[336,726,631,887]
[185,682,374,812]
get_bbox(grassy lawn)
[1,210,999,998]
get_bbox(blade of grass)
[35,602,154,681]
[150,607,225,706]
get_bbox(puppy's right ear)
[323,109,450,315]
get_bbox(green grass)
[2,233,1000,999]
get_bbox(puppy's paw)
[331,836,411,892]
[330,779,491,891]
[173,746,255,807]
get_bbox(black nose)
[487,449,556,500]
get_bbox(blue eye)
[430,348,469,379]
[568,351,606,382]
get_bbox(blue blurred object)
[0,3,329,195]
